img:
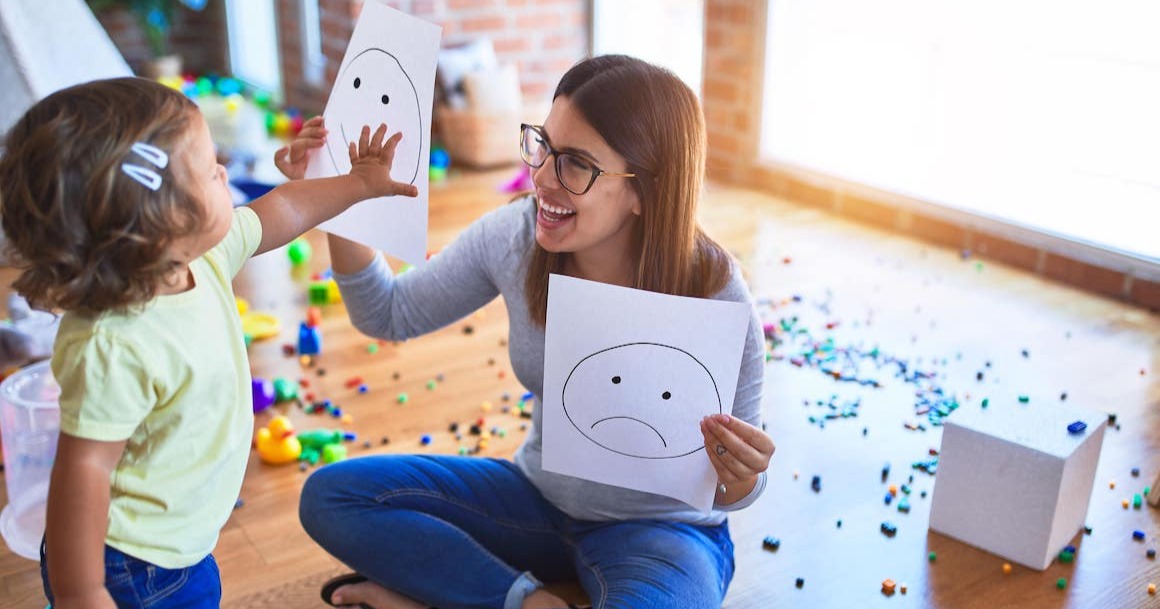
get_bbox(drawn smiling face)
[561,343,722,459]
[326,48,422,185]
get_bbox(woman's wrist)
[716,474,758,505]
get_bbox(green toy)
[297,429,347,465]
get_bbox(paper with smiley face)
[542,274,751,512]
[304,1,441,266]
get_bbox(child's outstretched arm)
[271,118,379,275]
[45,434,127,609]
[249,122,418,257]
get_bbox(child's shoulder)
[54,308,160,357]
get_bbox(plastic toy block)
[308,282,330,305]
[326,279,342,304]
[252,379,275,413]
[297,322,321,356]
[272,377,298,402]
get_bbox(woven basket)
[434,105,522,168]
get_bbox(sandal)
[320,573,372,609]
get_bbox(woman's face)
[531,96,642,256]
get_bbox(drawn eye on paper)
[325,48,422,185]
[561,342,722,459]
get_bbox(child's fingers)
[357,125,371,156]
[348,141,359,165]
[304,116,325,129]
[381,131,403,164]
[368,123,388,154]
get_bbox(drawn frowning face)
[326,48,422,184]
[562,343,721,459]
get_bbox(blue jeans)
[41,538,221,608]
[299,455,734,609]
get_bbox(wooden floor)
[1,168,1158,608]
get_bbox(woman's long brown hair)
[525,55,731,326]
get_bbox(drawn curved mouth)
[590,416,667,447]
[340,124,351,152]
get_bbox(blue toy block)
[298,322,321,355]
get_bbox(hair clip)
[121,142,169,191]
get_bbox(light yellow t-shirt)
[51,206,261,569]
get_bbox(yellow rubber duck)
[255,416,302,465]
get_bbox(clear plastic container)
[0,360,60,560]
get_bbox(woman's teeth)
[539,200,576,221]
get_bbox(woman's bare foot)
[331,579,427,609]
[521,588,570,609]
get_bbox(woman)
[292,55,775,609]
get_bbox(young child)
[0,77,417,609]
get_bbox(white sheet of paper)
[304,1,441,266]
[542,274,751,512]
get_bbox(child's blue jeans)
[299,455,734,609]
[41,538,220,608]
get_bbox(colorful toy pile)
[157,73,306,137]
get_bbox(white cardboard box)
[929,402,1106,570]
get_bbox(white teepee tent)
[0,0,132,136]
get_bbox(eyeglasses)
[519,124,636,195]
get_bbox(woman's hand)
[273,116,327,180]
[701,414,775,504]
[347,123,419,199]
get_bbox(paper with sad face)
[542,274,751,512]
[304,1,441,266]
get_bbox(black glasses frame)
[519,123,636,195]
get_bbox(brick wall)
[278,0,590,115]
[90,3,228,76]
[701,0,765,185]
[91,0,587,114]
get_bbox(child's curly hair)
[0,77,208,316]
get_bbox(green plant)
[87,0,207,58]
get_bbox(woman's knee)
[299,460,359,538]
[298,455,431,537]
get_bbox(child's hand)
[348,123,420,199]
[273,116,327,180]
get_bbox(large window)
[298,0,326,86]
[593,0,704,97]
[225,0,281,94]
[761,0,1160,262]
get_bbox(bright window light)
[593,0,705,97]
[761,0,1160,262]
